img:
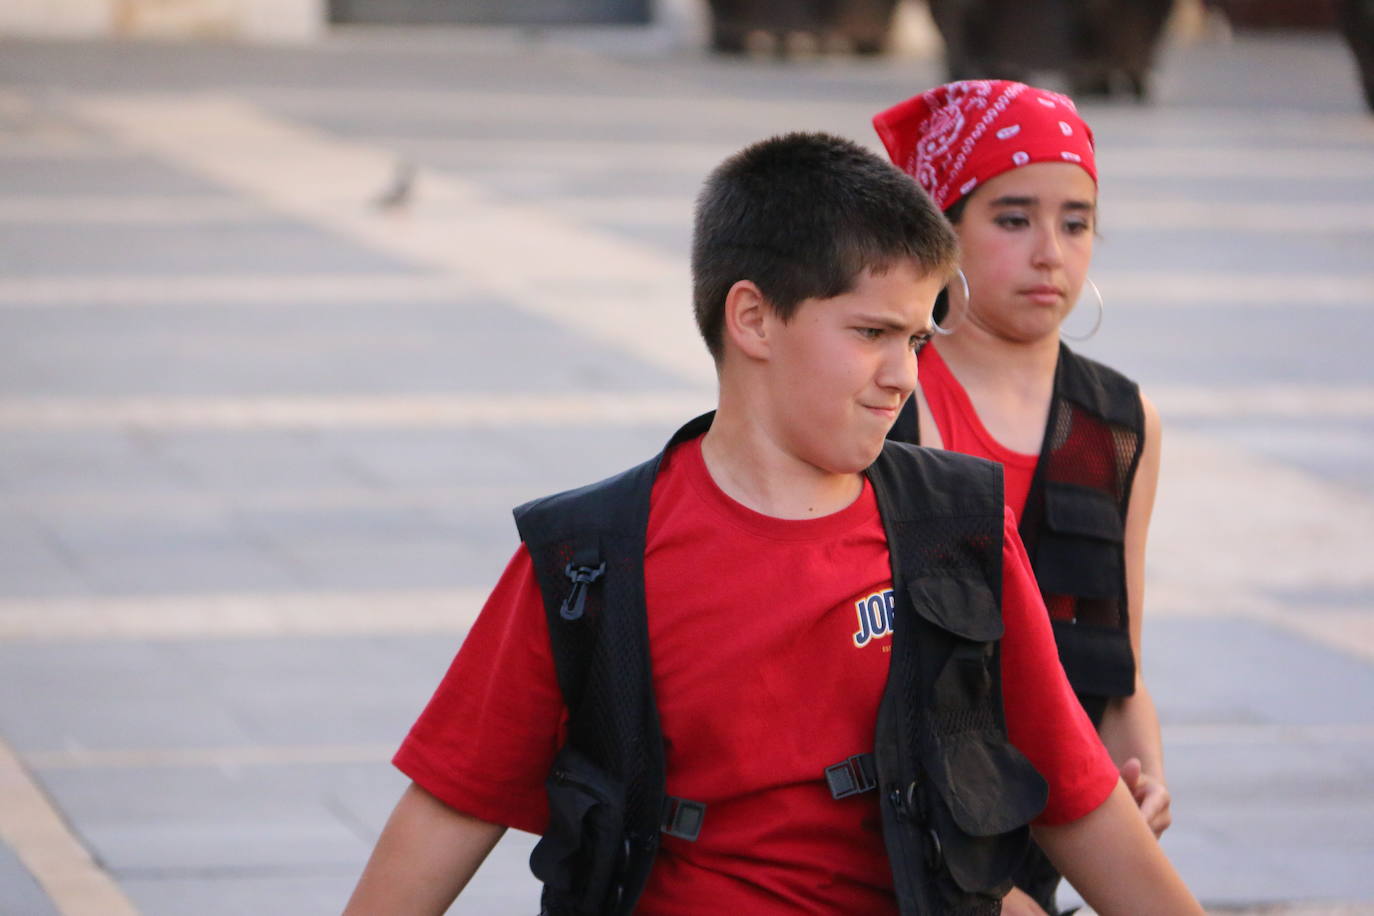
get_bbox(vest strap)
[825,753,878,800]
[660,796,706,841]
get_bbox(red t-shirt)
[395,437,1116,913]
[918,342,1039,522]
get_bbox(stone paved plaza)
[1,12,1373,914]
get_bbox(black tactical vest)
[889,343,1145,727]
[514,413,1048,915]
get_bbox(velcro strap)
[825,753,878,800]
[660,796,706,841]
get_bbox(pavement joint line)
[1099,199,1374,233]
[0,733,1331,780]
[249,87,1374,142]
[1162,723,1374,744]
[1095,146,1374,180]
[1148,386,1374,419]
[0,588,486,642]
[0,196,277,224]
[0,392,717,430]
[524,194,1374,234]
[1095,272,1374,307]
[0,387,1371,431]
[0,736,139,916]
[17,722,1374,772]
[310,131,1374,183]
[21,744,396,770]
[67,93,717,386]
[0,273,482,306]
[2,270,1367,309]
[6,484,539,515]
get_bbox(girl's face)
[953,162,1097,344]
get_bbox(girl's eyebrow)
[989,194,1096,212]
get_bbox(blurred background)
[0,1,1372,913]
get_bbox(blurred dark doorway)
[329,0,651,25]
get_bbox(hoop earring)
[1061,277,1103,341]
[932,268,969,336]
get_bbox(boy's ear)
[722,280,772,361]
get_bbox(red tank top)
[917,343,1039,522]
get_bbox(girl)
[873,81,1169,915]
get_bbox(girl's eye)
[994,213,1029,229]
[1065,218,1093,234]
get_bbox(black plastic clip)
[825,753,878,800]
[660,796,706,841]
[559,561,606,621]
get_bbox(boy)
[344,133,1201,915]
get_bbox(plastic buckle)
[660,796,706,841]
[825,753,878,800]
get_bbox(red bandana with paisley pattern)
[873,80,1097,211]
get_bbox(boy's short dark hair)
[692,131,959,363]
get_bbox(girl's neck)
[933,328,1060,454]
[936,325,1060,391]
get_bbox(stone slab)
[0,837,60,916]
[0,635,457,753]
[0,222,416,277]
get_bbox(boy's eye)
[857,327,883,340]
[911,333,932,354]
[994,213,1029,229]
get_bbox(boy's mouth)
[864,404,901,420]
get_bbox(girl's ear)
[721,280,772,361]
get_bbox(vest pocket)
[1036,481,1124,599]
[906,575,1049,894]
[1052,619,1136,698]
[530,745,626,914]
[926,736,1049,893]
[906,575,1004,643]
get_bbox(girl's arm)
[1096,392,1170,835]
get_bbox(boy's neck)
[700,398,865,520]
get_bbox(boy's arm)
[343,782,506,916]
[1098,392,1170,834]
[1033,780,1202,916]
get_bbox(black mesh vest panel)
[517,414,1047,915]
[1019,344,1144,724]
[889,344,1145,726]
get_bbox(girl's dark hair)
[931,196,969,326]
[692,132,958,363]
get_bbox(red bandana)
[873,80,1097,211]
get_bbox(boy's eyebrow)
[855,313,934,335]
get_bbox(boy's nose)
[879,345,918,395]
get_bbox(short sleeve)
[393,545,565,835]
[998,507,1118,826]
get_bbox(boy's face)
[761,259,942,475]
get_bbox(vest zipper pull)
[560,561,606,620]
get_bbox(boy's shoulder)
[871,440,1004,521]
[512,412,713,546]
[512,453,660,547]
